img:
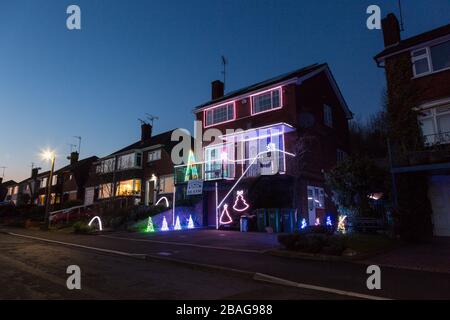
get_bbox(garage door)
[428,175,450,237]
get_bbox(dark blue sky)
[1,0,449,181]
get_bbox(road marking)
[253,273,391,300]
[100,234,265,254]
[5,231,392,300]
[7,232,147,260]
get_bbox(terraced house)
[85,123,180,207]
[175,63,353,231]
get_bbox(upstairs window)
[40,177,48,188]
[205,103,234,127]
[418,104,450,145]
[412,40,450,77]
[324,104,333,128]
[117,153,141,170]
[52,175,58,186]
[148,149,161,162]
[251,88,281,114]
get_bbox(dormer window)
[251,87,281,115]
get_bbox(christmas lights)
[161,216,169,231]
[301,218,307,229]
[174,216,182,230]
[337,215,347,234]
[88,216,103,231]
[145,216,155,233]
[219,204,233,225]
[326,216,332,227]
[233,190,249,212]
[184,150,199,182]
[187,215,195,229]
[155,196,169,207]
[315,217,321,226]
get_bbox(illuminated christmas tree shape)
[233,190,249,212]
[326,216,332,227]
[184,150,199,182]
[145,216,155,233]
[219,204,233,225]
[174,216,182,230]
[161,216,169,231]
[301,218,307,230]
[315,217,321,226]
[337,215,347,234]
[187,215,195,229]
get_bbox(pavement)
[1,227,450,300]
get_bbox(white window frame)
[148,149,162,162]
[412,40,450,78]
[250,87,282,115]
[418,104,450,145]
[412,47,432,77]
[204,102,235,128]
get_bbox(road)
[0,232,345,300]
[1,227,449,299]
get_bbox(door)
[428,175,450,236]
[307,186,316,225]
[145,180,155,206]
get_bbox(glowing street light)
[41,149,56,230]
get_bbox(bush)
[63,200,83,209]
[278,232,348,256]
[73,221,93,234]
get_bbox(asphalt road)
[0,232,346,300]
[1,227,449,300]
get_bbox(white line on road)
[100,234,265,254]
[253,273,392,300]
[7,232,147,260]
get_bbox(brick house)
[375,14,450,236]
[85,123,180,207]
[176,63,352,229]
[1,179,18,203]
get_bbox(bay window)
[116,179,141,197]
[418,104,450,145]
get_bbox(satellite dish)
[298,112,315,128]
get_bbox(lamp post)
[41,150,56,230]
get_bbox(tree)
[325,156,387,218]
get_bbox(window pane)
[437,114,450,134]
[431,41,450,71]
[412,49,427,57]
[414,58,430,75]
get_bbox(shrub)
[278,232,348,256]
[73,221,93,234]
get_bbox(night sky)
[1,0,449,181]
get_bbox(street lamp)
[41,149,56,230]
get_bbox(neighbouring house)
[1,179,18,203]
[85,123,180,207]
[375,14,450,236]
[175,63,352,230]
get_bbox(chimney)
[31,167,40,179]
[381,13,401,47]
[211,80,224,100]
[68,152,79,166]
[141,123,152,141]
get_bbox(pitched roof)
[375,23,450,62]
[54,156,99,174]
[194,63,327,110]
[103,129,181,159]
[1,180,17,187]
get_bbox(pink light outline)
[232,190,250,212]
[203,101,237,129]
[250,86,283,116]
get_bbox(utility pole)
[43,154,56,230]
